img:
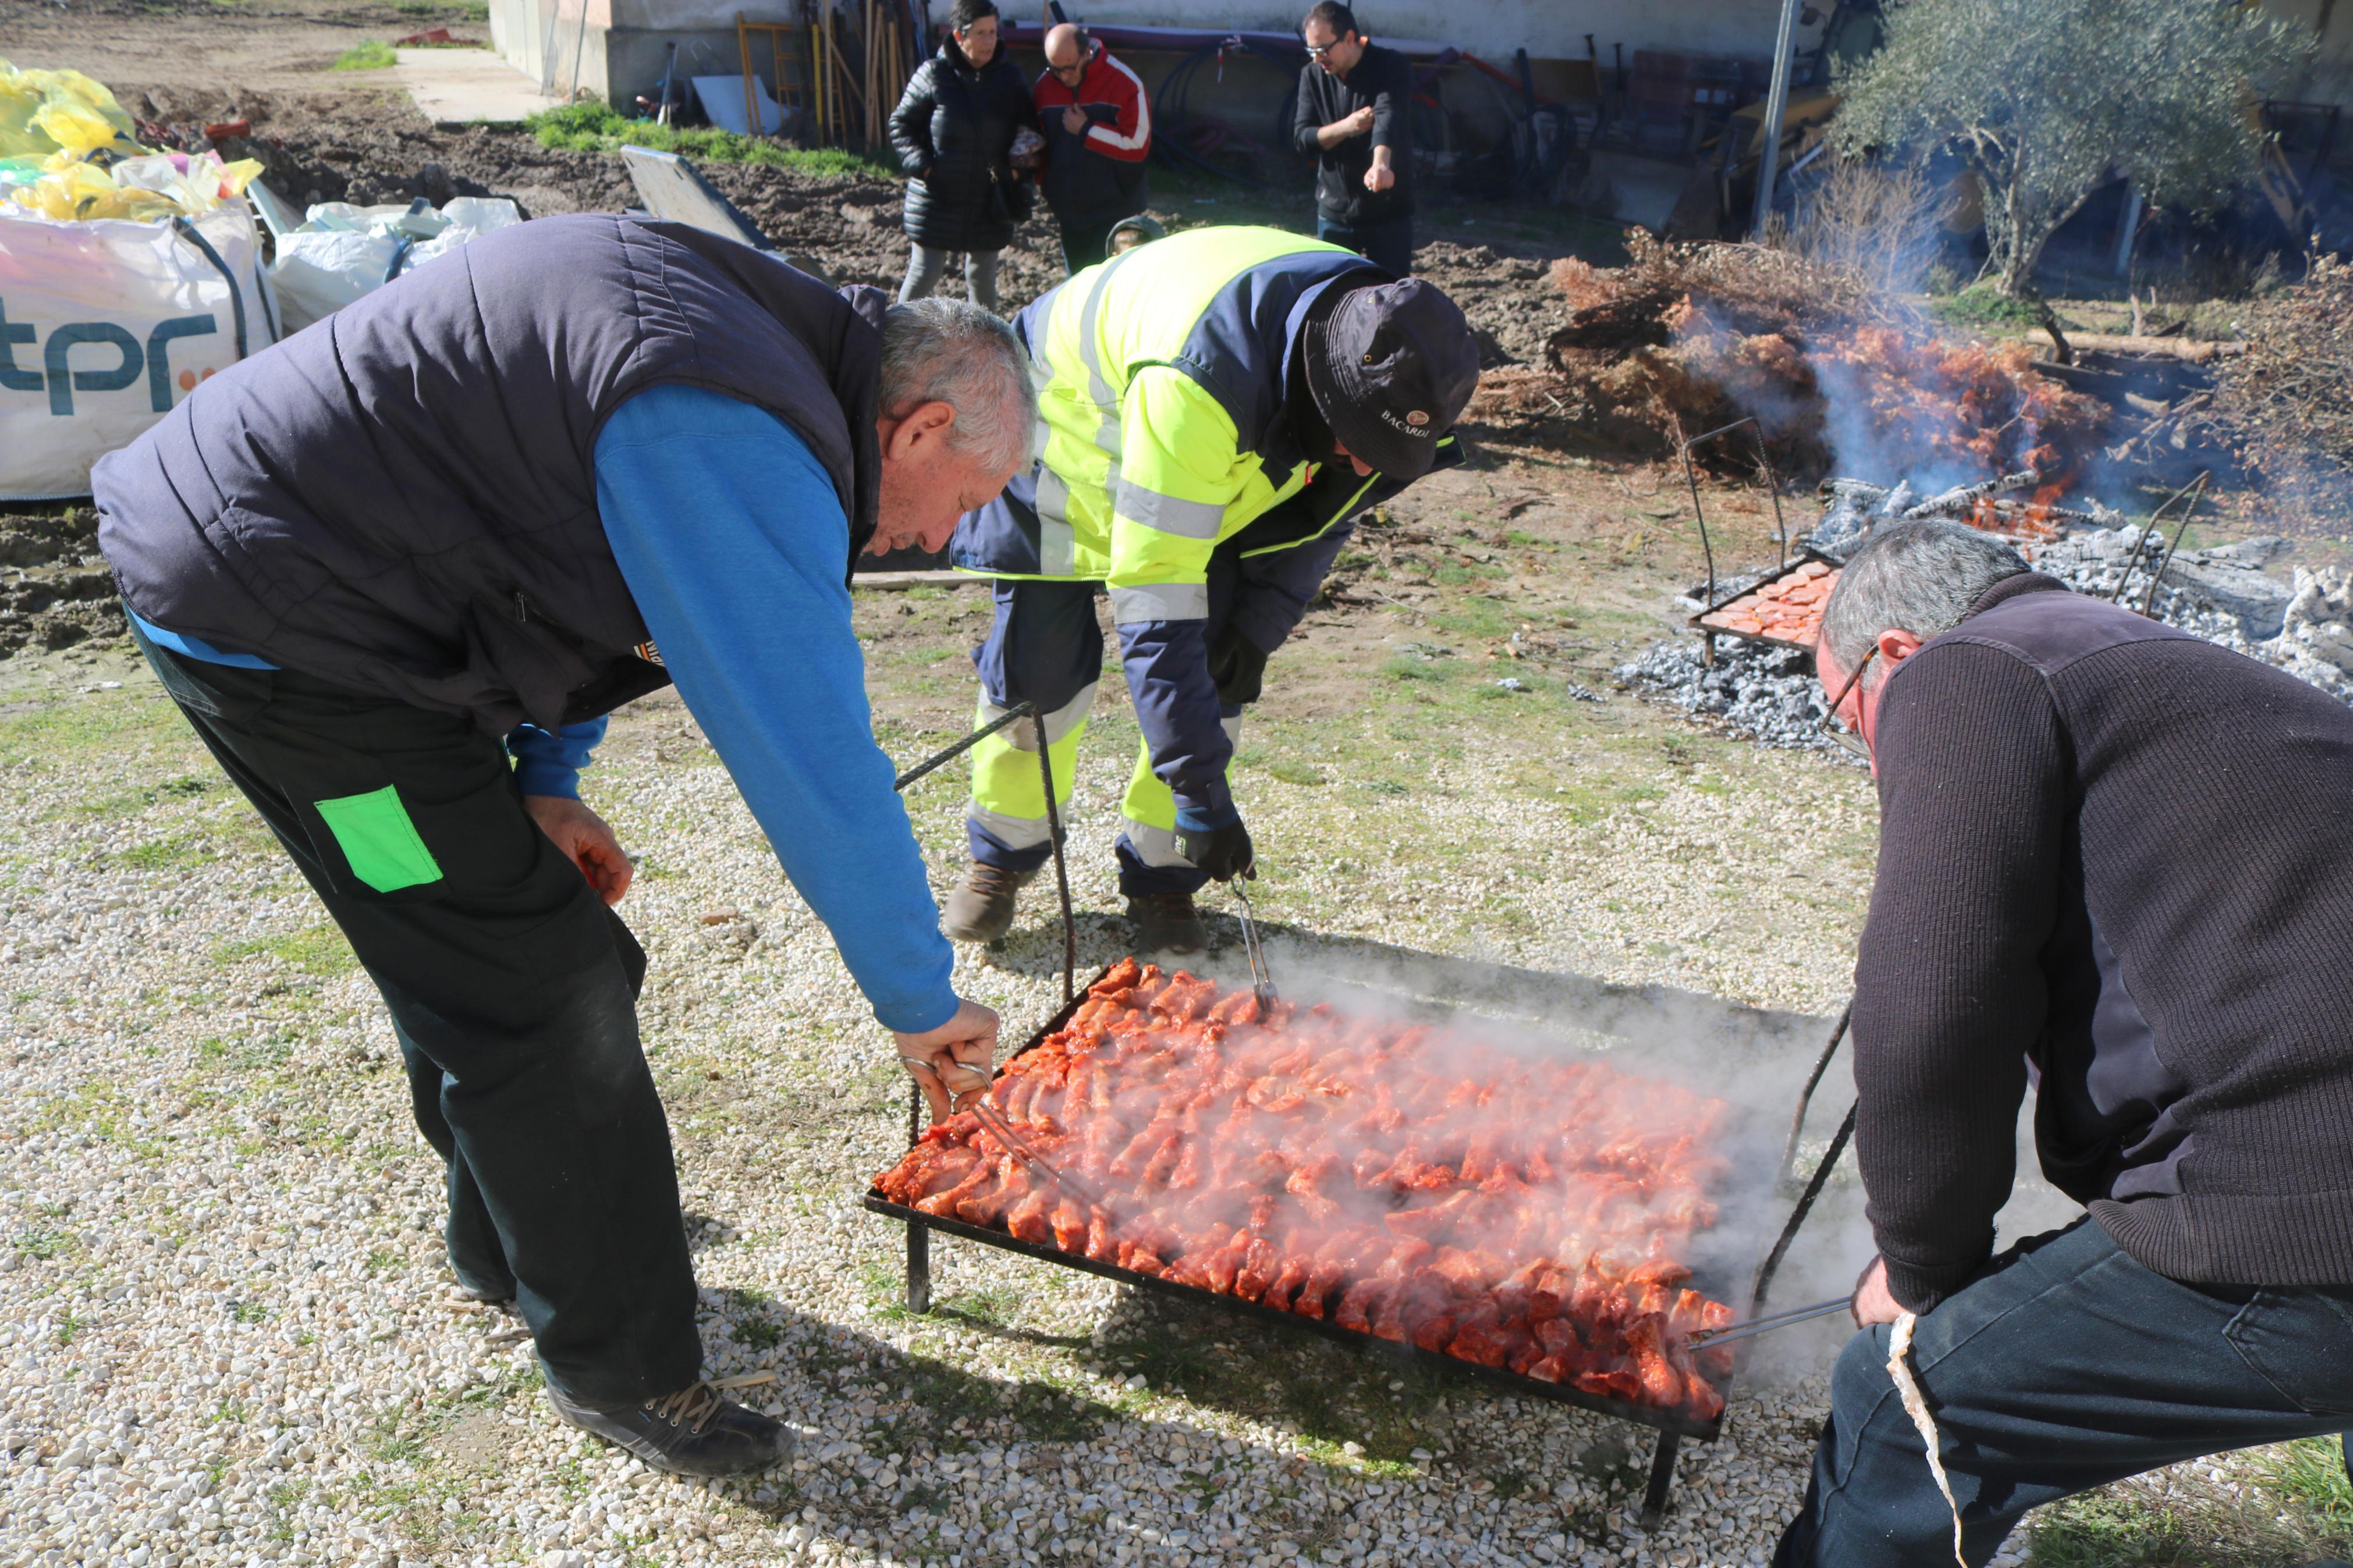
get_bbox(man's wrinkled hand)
[525,795,633,906]
[1363,162,1394,193]
[1852,1255,1903,1327]
[1181,818,1255,882]
[1062,104,1087,135]
[896,997,1002,1124]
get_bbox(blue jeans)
[1774,1218,2353,1567]
[1316,212,1413,277]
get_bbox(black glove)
[1180,817,1255,881]
[1206,629,1271,706]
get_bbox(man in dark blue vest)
[93,215,1034,1477]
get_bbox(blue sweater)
[143,383,957,1035]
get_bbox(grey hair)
[1819,519,2029,684]
[878,297,1037,474]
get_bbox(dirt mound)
[1470,233,2106,483]
[0,506,122,657]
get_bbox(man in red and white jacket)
[1032,23,1152,274]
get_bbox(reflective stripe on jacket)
[949,225,1460,822]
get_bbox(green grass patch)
[1382,655,1452,683]
[2025,1449,2353,1568]
[526,102,899,180]
[214,923,358,979]
[115,831,221,873]
[2256,1438,2353,1548]
[0,691,180,766]
[1928,283,2046,330]
[1264,758,1326,787]
[331,40,399,71]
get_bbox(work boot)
[942,861,1037,944]
[546,1378,794,1478]
[1125,891,1207,954]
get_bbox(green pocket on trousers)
[315,784,444,893]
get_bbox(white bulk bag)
[268,195,521,335]
[0,201,276,500]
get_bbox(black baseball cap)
[1303,276,1479,479]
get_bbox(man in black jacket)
[1291,2,1414,276]
[1776,519,2353,1567]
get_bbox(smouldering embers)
[874,960,1740,1419]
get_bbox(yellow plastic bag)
[0,58,137,158]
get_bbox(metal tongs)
[1232,877,1278,1011]
[968,1098,1111,1213]
[1687,1295,1851,1349]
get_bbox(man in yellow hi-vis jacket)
[941,225,1479,951]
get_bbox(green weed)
[732,1317,783,1350]
[527,102,898,180]
[2256,1438,2353,1546]
[331,40,399,70]
[1929,283,2046,330]
[1265,759,1326,787]
[13,1228,75,1261]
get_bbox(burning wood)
[1468,235,2109,484]
[872,959,1740,1421]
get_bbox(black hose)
[1152,37,1308,190]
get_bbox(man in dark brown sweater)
[1776,520,2353,1567]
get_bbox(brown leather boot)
[941,861,1038,943]
[1124,890,1207,954]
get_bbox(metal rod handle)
[1690,1297,1850,1347]
[1034,709,1078,1005]
[1749,1100,1858,1318]
[1780,1000,1852,1187]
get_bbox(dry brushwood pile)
[1468,234,2106,482]
[874,959,1740,1421]
[2210,255,2353,510]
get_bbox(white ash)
[2028,529,2353,702]
[1614,638,1864,762]
[1802,478,1916,561]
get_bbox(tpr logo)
[0,298,221,416]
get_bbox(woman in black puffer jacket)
[888,0,1037,311]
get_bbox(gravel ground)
[8,529,2337,1567]
[0,640,1896,1568]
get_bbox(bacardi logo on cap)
[1406,410,1430,426]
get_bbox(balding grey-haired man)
[94,216,1030,1476]
[1781,518,2353,1566]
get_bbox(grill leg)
[906,1219,932,1314]
[1639,1431,1681,1527]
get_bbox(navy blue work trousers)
[1316,212,1414,278]
[1774,1217,2353,1567]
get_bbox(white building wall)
[1053,0,1793,65]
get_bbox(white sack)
[0,201,276,500]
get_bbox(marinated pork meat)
[874,959,1737,1420]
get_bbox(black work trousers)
[132,626,701,1408]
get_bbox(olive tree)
[1831,0,2311,297]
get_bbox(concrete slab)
[393,47,567,126]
